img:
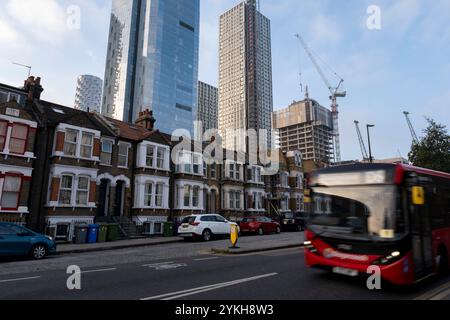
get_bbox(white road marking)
[81,268,117,274]
[194,257,219,261]
[0,276,41,283]
[142,262,174,267]
[141,273,279,301]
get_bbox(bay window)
[192,186,200,207]
[64,130,78,156]
[80,133,93,158]
[184,186,191,207]
[156,148,165,169]
[1,175,22,209]
[146,145,155,167]
[193,155,201,174]
[236,191,241,209]
[144,183,153,207]
[59,175,73,205]
[155,183,164,207]
[229,191,235,209]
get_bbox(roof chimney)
[135,109,156,131]
[23,76,44,101]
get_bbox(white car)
[178,214,239,242]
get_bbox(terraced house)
[0,77,306,241]
[0,82,38,225]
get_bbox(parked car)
[239,216,281,235]
[279,212,305,232]
[178,214,240,242]
[0,223,56,260]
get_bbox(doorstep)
[57,237,184,254]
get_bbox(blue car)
[0,223,56,260]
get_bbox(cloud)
[382,0,421,35]
[0,18,18,45]
[309,15,342,46]
[6,0,70,45]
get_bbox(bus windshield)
[309,185,405,241]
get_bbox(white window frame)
[80,132,94,159]
[135,175,170,209]
[64,129,78,157]
[156,148,165,170]
[144,182,154,207]
[100,138,114,166]
[146,145,155,167]
[118,142,130,168]
[76,175,90,206]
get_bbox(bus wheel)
[437,247,449,275]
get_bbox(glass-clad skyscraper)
[102,0,200,136]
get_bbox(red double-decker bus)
[304,163,450,285]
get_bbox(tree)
[408,119,450,173]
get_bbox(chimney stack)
[135,109,156,131]
[23,76,44,101]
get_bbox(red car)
[239,216,281,235]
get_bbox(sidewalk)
[57,237,183,254]
[211,232,305,255]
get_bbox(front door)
[114,181,124,217]
[98,179,110,217]
[409,184,434,279]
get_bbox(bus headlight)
[304,241,318,254]
[373,251,402,265]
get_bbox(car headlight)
[45,236,54,241]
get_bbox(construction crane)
[403,111,419,144]
[295,34,346,164]
[354,121,369,161]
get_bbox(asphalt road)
[1,236,450,300]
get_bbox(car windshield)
[308,185,405,241]
[283,212,294,219]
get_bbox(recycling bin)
[107,223,119,242]
[163,222,174,237]
[73,225,88,244]
[97,223,109,243]
[87,224,99,244]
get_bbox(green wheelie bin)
[107,223,119,242]
[97,223,109,243]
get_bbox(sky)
[0,0,449,161]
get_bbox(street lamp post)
[366,124,375,163]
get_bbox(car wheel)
[31,244,48,260]
[276,227,281,234]
[258,228,264,236]
[202,229,212,242]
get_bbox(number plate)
[332,267,358,277]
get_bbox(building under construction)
[273,94,334,164]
